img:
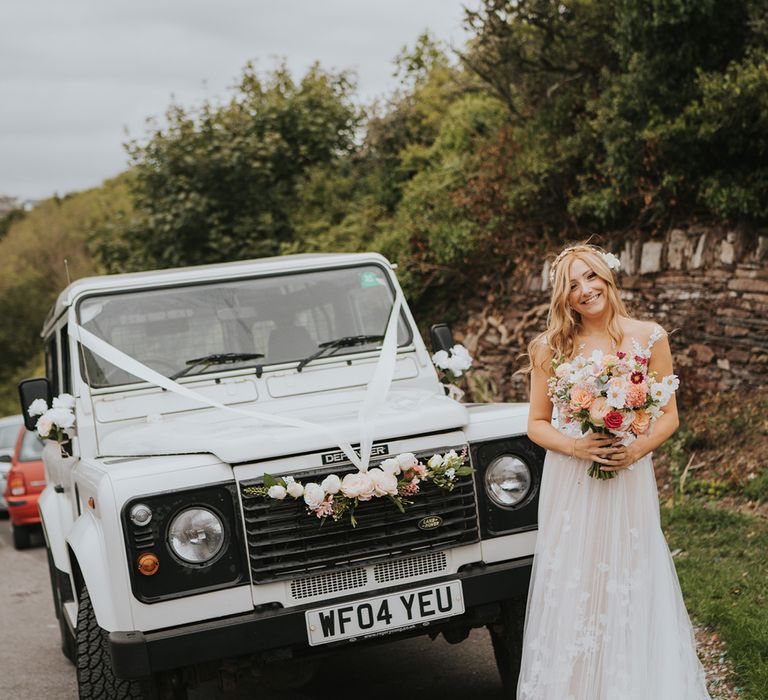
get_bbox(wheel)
[46,546,76,663]
[12,523,32,550]
[488,596,527,695]
[75,586,147,699]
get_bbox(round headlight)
[485,454,532,508]
[168,507,225,565]
[129,503,152,527]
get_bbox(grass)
[662,502,768,699]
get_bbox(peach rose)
[626,382,648,408]
[589,397,609,425]
[631,409,651,435]
[569,386,595,411]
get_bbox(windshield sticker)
[360,271,385,288]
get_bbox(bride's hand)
[599,442,642,471]
[572,434,619,462]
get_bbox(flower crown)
[548,245,621,286]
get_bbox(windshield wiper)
[170,352,264,380]
[296,335,385,372]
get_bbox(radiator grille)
[240,450,478,583]
[290,567,368,600]
[374,551,447,583]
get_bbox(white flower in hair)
[601,251,621,272]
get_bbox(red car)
[4,426,45,550]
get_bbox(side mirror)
[430,323,455,353]
[18,377,52,431]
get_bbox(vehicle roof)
[43,251,393,334]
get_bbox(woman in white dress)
[516,244,711,699]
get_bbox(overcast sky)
[0,1,471,201]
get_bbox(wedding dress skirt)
[516,447,711,699]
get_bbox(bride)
[516,243,711,699]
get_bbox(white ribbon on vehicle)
[72,294,403,472]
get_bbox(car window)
[18,431,44,462]
[0,421,23,451]
[77,264,411,388]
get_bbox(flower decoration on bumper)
[28,393,76,444]
[244,449,472,527]
[547,350,678,480]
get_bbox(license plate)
[305,580,464,646]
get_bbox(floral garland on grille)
[244,448,472,527]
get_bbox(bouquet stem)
[588,461,617,480]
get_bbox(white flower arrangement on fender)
[244,448,473,527]
[28,393,77,451]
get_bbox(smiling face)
[567,257,609,319]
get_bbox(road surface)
[0,518,505,699]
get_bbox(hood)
[97,388,468,464]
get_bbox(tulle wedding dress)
[517,330,711,699]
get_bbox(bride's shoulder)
[622,317,666,342]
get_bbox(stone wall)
[460,226,768,405]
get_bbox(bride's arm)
[603,332,680,470]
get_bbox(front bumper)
[109,556,533,680]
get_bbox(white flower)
[431,349,450,369]
[649,383,671,407]
[647,404,662,419]
[396,452,418,470]
[286,480,304,498]
[427,453,444,469]
[303,482,326,510]
[444,449,459,463]
[52,393,76,409]
[555,362,573,379]
[445,468,456,480]
[601,251,621,272]
[590,349,604,366]
[606,385,627,409]
[36,413,54,438]
[432,345,473,377]
[368,468,398,496]
[660,374,680,393]
[341,472,376,501]
[48,407,75,430]
[321,474,341,494]
[381,458,401,475]
[28,398,49,417]
[267,484,287,500]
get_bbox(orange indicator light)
[137,553,160,576]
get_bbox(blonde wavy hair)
[522,243,631,373]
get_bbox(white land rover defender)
[18,252,543,699]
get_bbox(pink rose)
[589,397,609,425]
[368,468,398,497]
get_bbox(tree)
[105,62,361,272]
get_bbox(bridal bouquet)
[547,350,679,480]
[245,448,472,527]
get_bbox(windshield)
[77,264,411,388]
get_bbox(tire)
[45,546,76,663]
[75,586,146,699]
[12,523,31,550]
[488,596,527,695]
